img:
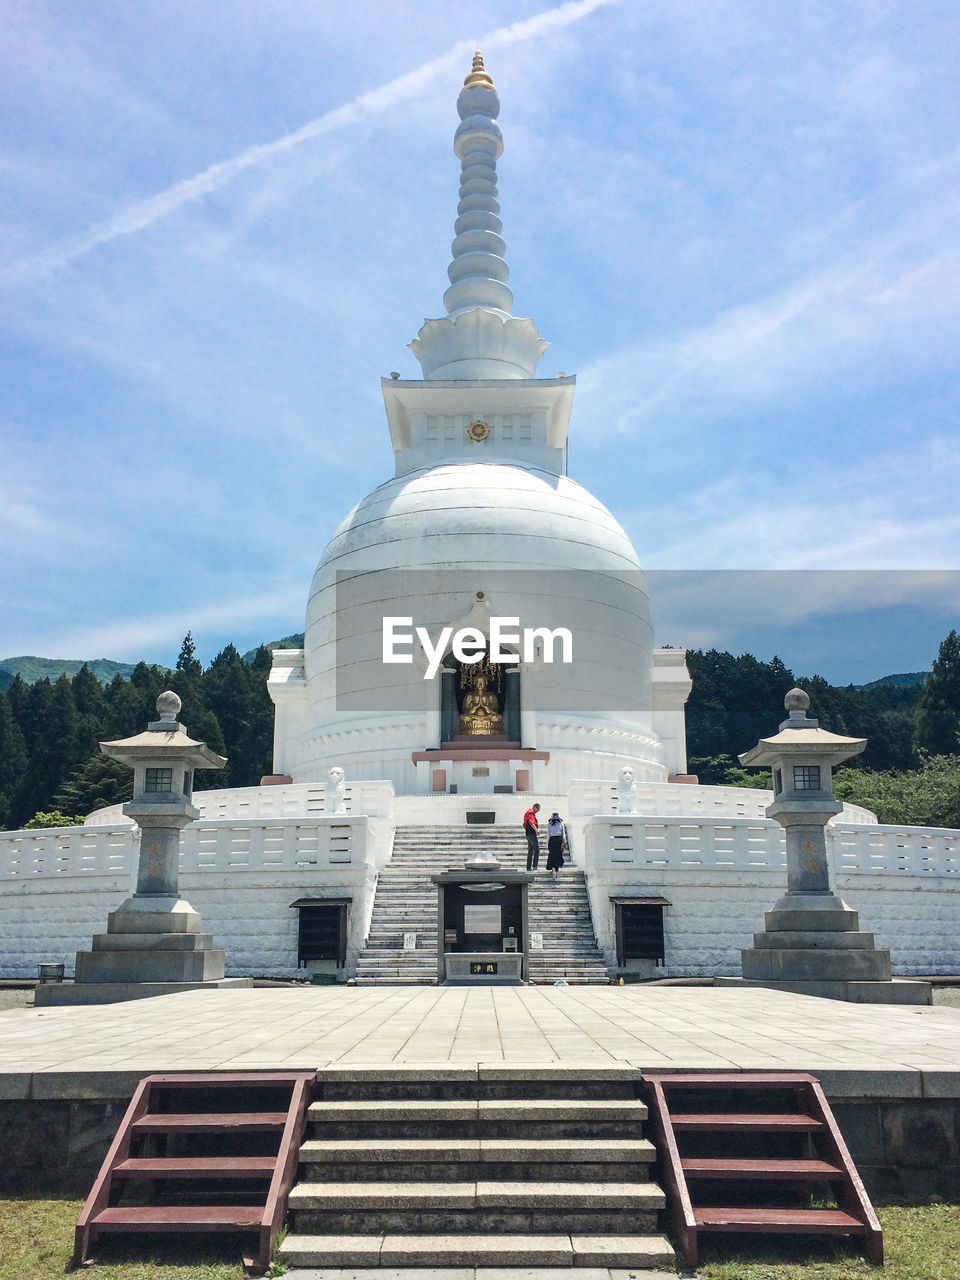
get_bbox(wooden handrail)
[642,1077,699,1265]
[73,1070,315,1272]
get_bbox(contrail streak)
[2,0,621,285]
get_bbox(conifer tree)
[176,632,203,679]
[55,753,131,817]
[0,693,28,829]
[16,676,86,824]
[914,630,960,756]
[71,663,104,720]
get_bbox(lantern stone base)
[43,892,240,1002]
[75,946,226,984]
[34,978,253,1006]
[714,977,932,1004]
[719,891,932,1005]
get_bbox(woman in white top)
[545,813,567,878]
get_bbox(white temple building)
[268,50,690,799]
[1,55,957,991]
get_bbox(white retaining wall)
[0,811,393,980]
[582,815,960,978]
[2,778,957,981]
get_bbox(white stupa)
[269,52,692,796]
[10,55,956,991]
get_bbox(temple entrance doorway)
[432,870,532,983]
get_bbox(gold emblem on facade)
[467,419,490,442]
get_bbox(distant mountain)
[0,656,142,686]
[241,634,304,664]
[857,672,927,691]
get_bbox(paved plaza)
[1,984,958,1099]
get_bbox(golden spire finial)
[463,49,495,90]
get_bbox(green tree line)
[687,631,960,828]
[0,634,274,830]
[2,630,959,832]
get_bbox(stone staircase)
[278,1065,675,1270]
[355,824,610,985]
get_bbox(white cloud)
[1,0,623,285]
[43,585,308,665]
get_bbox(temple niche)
[441,655,521,743]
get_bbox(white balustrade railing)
[84,780,396,827]
[586,815,786,872]
[830,824,960,878]
[5,811,959,884]
[569,778,876,824]
[182,818,366,873]
[0,816,379,880]
[585,815,960,882]
[0,826,133,879]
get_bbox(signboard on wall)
[463,904,502,934]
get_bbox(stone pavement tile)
[812,1068,922,1097]
[607,1272,680,1280]
[0,1072,30,1099]
[380,1236,574,1267]
[304,1270,473,1280]
[571,1236,674,1267]
[319,1064,478,1081]
[478,1063,640,1080]
[31,1070,150,1099]
[279,1235,383,1267]
[476,1270,611,1280]
[921,1069,960,1097]
[345,1271,474,1280]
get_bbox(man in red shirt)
[523,802,541,871]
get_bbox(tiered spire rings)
[409,51,548,380]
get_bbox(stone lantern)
[100,690,225,910]
[36,692,243,1004]
[717,688,930,1004]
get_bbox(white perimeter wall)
[2,779,958,980]
[582,815,960,978]
[0,788,394,980]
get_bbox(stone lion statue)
[327,765,347,815]
[617,765,639,814]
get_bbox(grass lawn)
[696,1203,960,1280]
[0,1191,250,1280]
[0,1192,957,1279]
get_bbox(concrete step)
[307,1099,648,1125]
[357,823,607,986]
[290,1207,664,1236]
[298,1136,657,1178]
[278,1231,676,1268]
[289,1180,665,1209]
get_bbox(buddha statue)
[459,669,503,736]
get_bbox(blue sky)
[2,0,958,685]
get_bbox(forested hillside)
[1,631,958,832]
[0,635,276,830]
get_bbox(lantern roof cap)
[738,687,866,767]
[99,692,227,770]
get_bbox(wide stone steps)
[279,1069,674,1271]
[356,824,609,985]
[280,1232,674,1269]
